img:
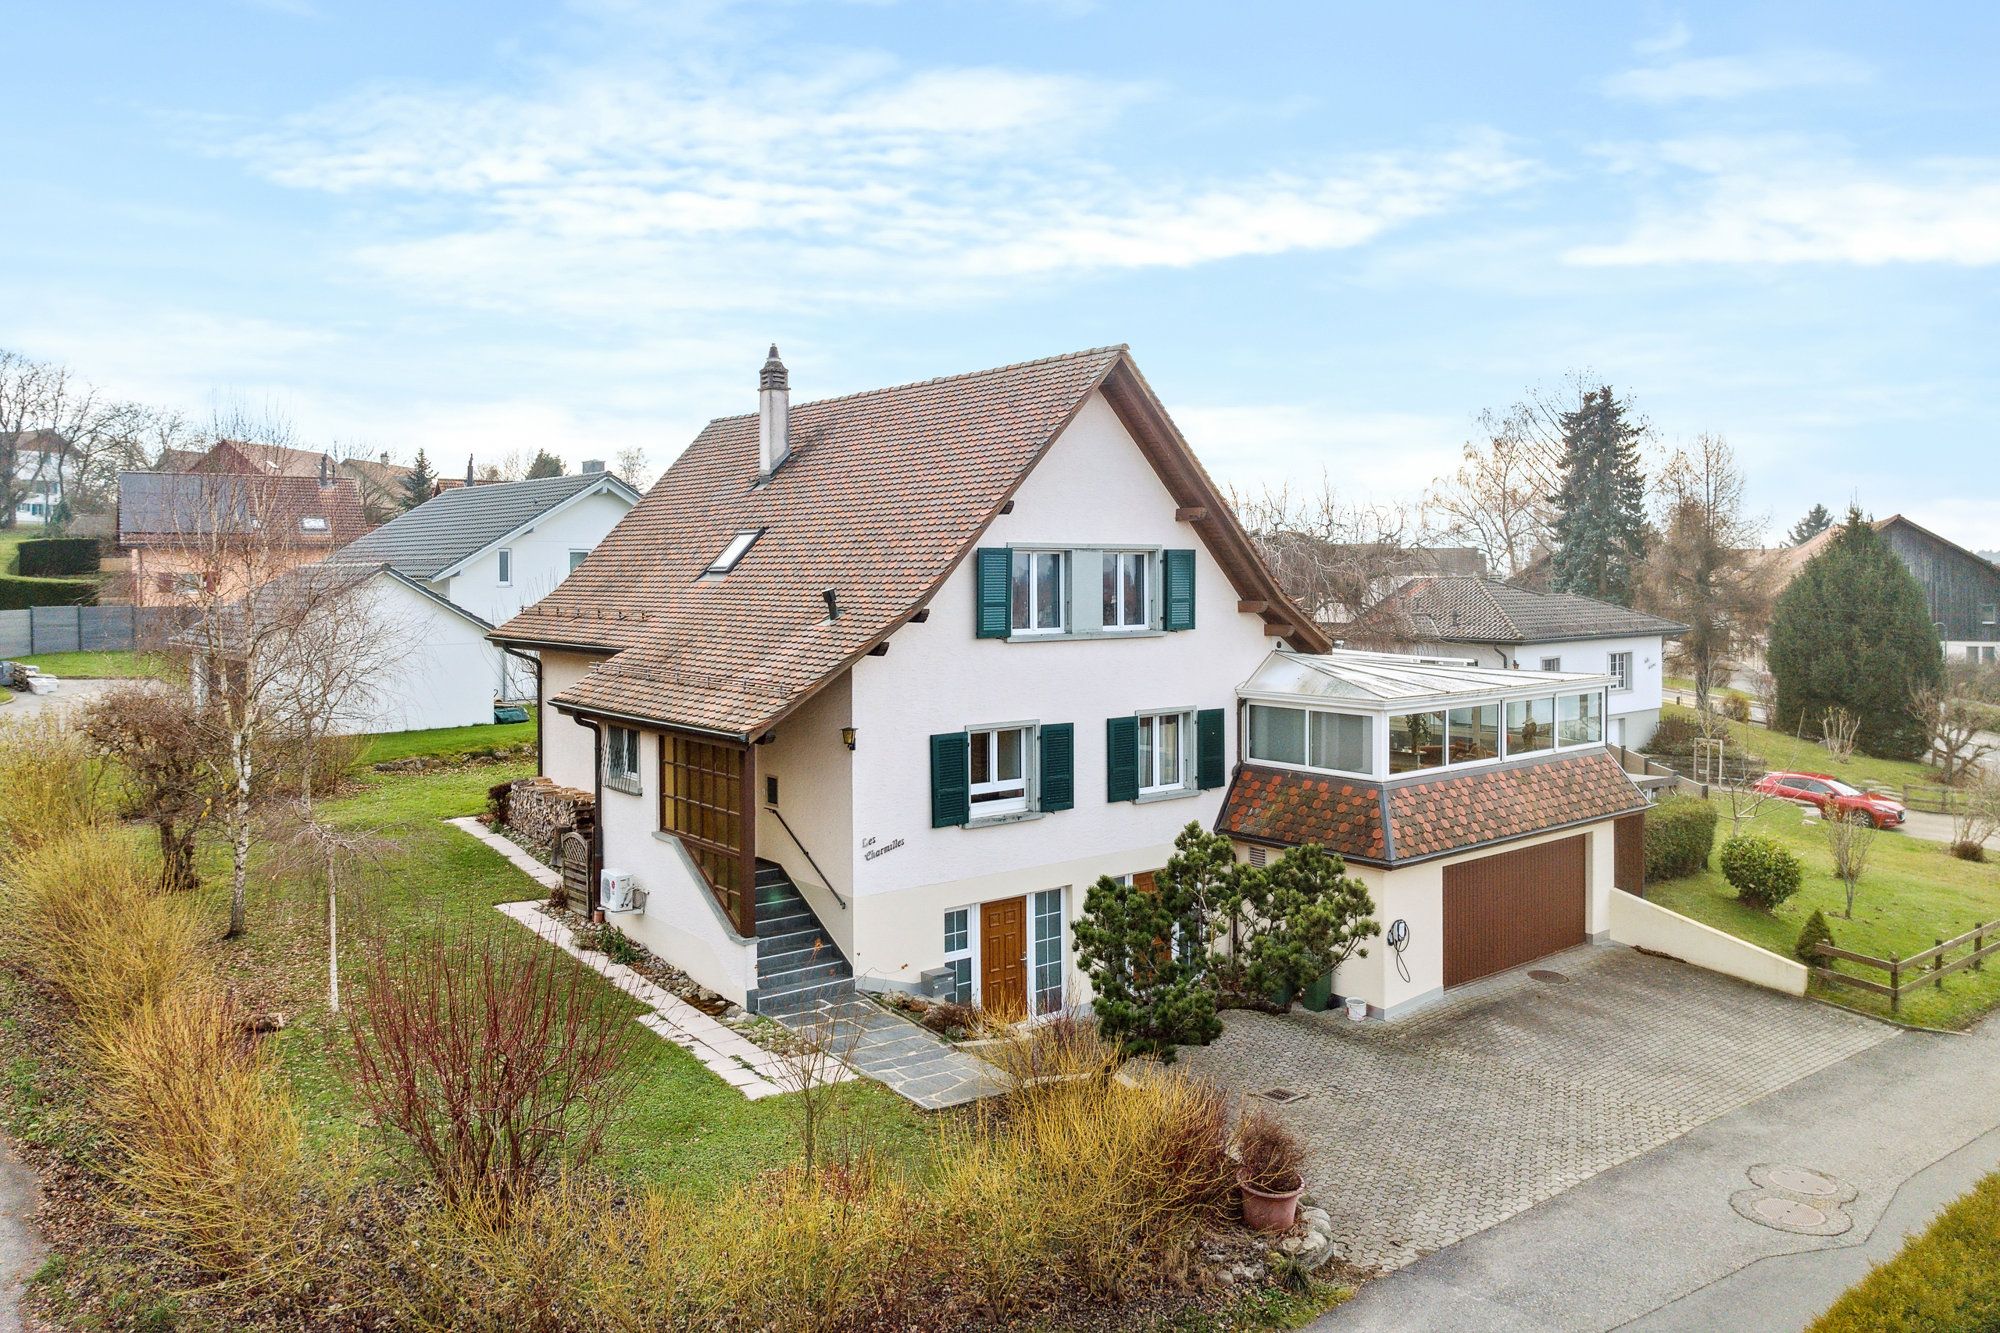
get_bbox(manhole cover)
[1256,1088,1308,1105]
[1765,1165,1841,1197]
[1753,1197,1827,1228]
[1528,969,1569,983]
[1731,1164,1857,1236]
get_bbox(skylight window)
[706,529,762,575]
[300,516,329,532]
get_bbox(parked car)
[1753,771,1908,828]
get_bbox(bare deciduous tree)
[79,681,226,894]
[1423,407,1561,580]
[0,348,162,523]
[1949,771,2000,861]
[1821,810,1878,919]
[1912,684,1996,785]
[1820,707,1861,763]
[612,445,653,490]
[1229,474,1429,638]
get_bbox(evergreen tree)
[1787,503,1833,546]
[525,449,565,479]
[1242,843,1377,1004]
[1072,825,1225,1061]
[1767,507,1943,760]
[1549,386,1648,606]
[400,449,437,511]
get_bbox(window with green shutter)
[1105,715,1139,802]
[974,548,1011,638]
[930,732,970,827]
[1162,548,1196,631]
[1195,708,1225,790]
[1038,722,1074,811]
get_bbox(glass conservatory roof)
[1238,649,1613,707]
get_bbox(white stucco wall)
[437,487,635,628]
[538,649,607,791]
[1609,892,1807,996]
[839,389,1289,999]
[327,576,506,734]
[754,672,856,956]
[1428,633,1667,748]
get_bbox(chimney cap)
[581,459,606,474]
[760,344,788,392]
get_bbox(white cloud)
[1603,49,1870,103]
[1568,138,2000,266]
[1172,403,1463,501]
[1633,19,1691,58]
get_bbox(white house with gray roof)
[1364,576,1687,749]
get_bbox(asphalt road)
[0,1139,42,1333]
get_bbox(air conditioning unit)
[599,870,643,914]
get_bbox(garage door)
[1443,835,1587,988]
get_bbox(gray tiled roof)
[1395,576,1687,644]
[333,473,633,580]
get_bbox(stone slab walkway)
[772,995,1007,1110]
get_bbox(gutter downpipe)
[501,645,543,757]
[573,714,603,916]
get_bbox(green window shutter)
[930,732,970,827]
[1105,715,1139,803]
[1163,549,1196,631]
[1195,708,1226,790]
[974,548,1011,638]
[1038,723,1074,812]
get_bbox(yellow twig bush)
[0,711,106,853]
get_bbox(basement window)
[706,529,763,575]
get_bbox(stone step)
[757,926,833,959]
[760,956,853,992]
[755,977,856,1016]
[758,941,846,978]
[755,907,818,938]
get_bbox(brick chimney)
[758,344,790,479]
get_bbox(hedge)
[1720,834,1803,910]
[1810,1171,2000,1331]
[17,537,100,578]
[1643,794,1717,884]
[0,575,97,610]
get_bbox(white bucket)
[1344,996,1368,1022]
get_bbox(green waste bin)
[1301,970,1337,1012]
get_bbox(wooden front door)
[1442,835,1587,988]
[981,897,1028,1018]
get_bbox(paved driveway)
[0,678,116,722]
[1180,943,1895,1273]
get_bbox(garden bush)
[1644,795,1718,883]
[1723,693,1752,724]
[0,711,106,853]
[1720,834,1804,910]
[17,536,101,578]
[1810,1171,2000,1332]
[1645,710,1703,756]
[0,573,96,609]
[1795,909,1835,965]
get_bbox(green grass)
[0,526,48,574]
[1648,799,2000,1028]
[356,711,538,764]
[1658,702,1941,795]
[11,650,181,680]
[201,752,930,1195]
[1662,675,1751,702]
[1810,1171,2000,1331]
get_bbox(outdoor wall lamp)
[840,727,857,751]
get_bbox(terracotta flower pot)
[1238,1169,1304,1233]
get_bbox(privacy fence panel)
[0,606,187,658]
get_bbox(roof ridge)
[1473,578,1522,638]
[699,344,1129,425]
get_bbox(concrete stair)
[751,861,853,1016]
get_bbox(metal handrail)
[764,805,847,910]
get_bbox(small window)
[1102,551,1151,630]
[1137,710,1187,793]
[605,725,641,792]
[1388,711,1446,773]
[1608,651,1634,692]
[569,549,588,573]
[943,908,973,1004]
[299,515,329,532]
[1539,656,1562,673]
[1010,550,1067,634]
[707,529,762,575]
[1309,711,1372,773]
[1981,602,1998,628]
[497,548,513,585]
[969,725,1031,815]
[1557,691,1604,746]
[1447,704,1500,763]
[1506,697,1554,755]
[1246,703,1307,766]
[1031,887,1065,1016]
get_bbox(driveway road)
[0,678,116,722]
[1317,997,2000,1331]
[0,1139,42,1333]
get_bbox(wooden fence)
[1813,916,2000,1013]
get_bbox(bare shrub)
[1821,811,1879,919]
[770,1004,861,1182]
[0,711,106,853]
[1233,1105,1305,1194]
[347,921,638,1210]
[80,682,225,893]
[1821,707,1861,762]
[1950,772,2000,862]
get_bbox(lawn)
[355,711,538,764]
[199,732,931,1195]
[1648,798,2000,1028]
[1656,702,1942,796]
[12,650,180,680]
[0,526,49,574]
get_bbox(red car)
[1753,771,1908,829]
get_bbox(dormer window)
[299,516,329,532]
[707,529,762,575]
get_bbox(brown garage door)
[1443,835,1587,988]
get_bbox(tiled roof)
[190,440,334,478]
[494,346,1328,738]
[1379,576,1686,645]
[116,472,371,549]
[334,473,637,580]
[1217,750,1643,866]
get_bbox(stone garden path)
[771,995,1007,1111]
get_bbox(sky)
[6,0,1998,547]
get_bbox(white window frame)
[1539,655,1562,672]
[942,907,974,1005]
[605,725,642,793]
[497,547,513,586]
[1608,651,1634,693]
[1030,886,1066,1017]
[1102,550,1152,631]
[1009,549,1068,636]
[968,723,1035,818]
[1136,708,1192,795]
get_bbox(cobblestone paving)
[1180,943,1896,1273]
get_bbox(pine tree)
[1549,386,1649,605]
[525,449,565,479]
[1072,825,1225,1061]
[1767,507,1943,760]
[1787,503,1833,546]
[400,449,437,511]
[1243,843,1377,1003]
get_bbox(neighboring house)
[492,345,1327,1016]
[114,471,371,608]
[1218,649,1646,1017]
[1358,575,1686,748]
[1766,515,2000,666]
[333,470,640,706]
[3,429,68,523]
[184,439,417,523]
